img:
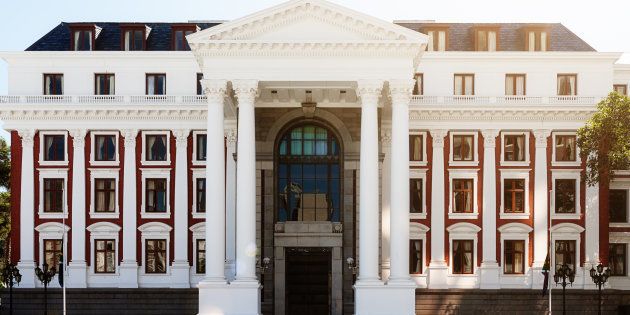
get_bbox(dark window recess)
[555,179,576,214]
[196,178,206,213]
[123,29,145,51]
[145,239,167,274]
[409,135,423,161]
[409,240,423,274]
[72,30,93,51]
[146,134,168,161]
[504,179,525,213]
[609,243,627,276]
[555,135,577,162]
[94,178,116,213]
[610,189,628,223]
[410,179,423,213]
[95,134,116,161]
[453,179,474,213]
[95,239,116,273]
[504,240,525,274]
[196,134,207,161]
[146,178,167,212]
[44,74,63,95]
[452,240,474,274]
[452,135,474,161]
[146,74,166,95]
[555,240,576,270]
[196,239,206,274]
[504,134,525,161]
[173,28,195,51]
[95,74,115,95]
[197,73,204,95]
[44,178,64,213]
[44,134,65,161]
[44,239,62,268]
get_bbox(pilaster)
[532,129,551,289]
[119,128,139,288]
[17,129,36,288]
[171,129,191,288]
[479,129,500,289]
[68,129,88,288]
[427,129,449,289]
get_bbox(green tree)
[577,91,630,265]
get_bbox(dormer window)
[172,24,198,51]
[474,27,498,51]
[524,28,549,51]
[121,25,149,51]
[423,27,448,51]
[70,24,100,51]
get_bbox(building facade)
[2,0,630,314]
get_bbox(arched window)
[277,124,341,222]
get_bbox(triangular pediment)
[187,0,426,43]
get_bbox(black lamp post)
[554,263,575,315]
[590,263,611,315]
[35,263,56,315]
[1,262,22,315]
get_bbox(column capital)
[533,129,551,148]
[225,128,237,146]
[201,79,228,103]
[70,129,87,147]
[121,129,138,147]
[429,129,448,148]
[356,80,384,103]
[18,129,36,146]
[232,80,259,105]
[388,79,415,105]
[380,129,392,146]
[481,129,500,148]
[173,129,190,148]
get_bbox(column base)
[354,280,415,315]
[582,262,597,289]
[479,262,500,289]
[198,280,261,315]
[171,260,191,288]
[426,262,449,289]
[119,261,139,288]
[531,266,547,290]
[67,261,88,288]
[16,260,36,288]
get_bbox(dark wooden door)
[285,248,331,315]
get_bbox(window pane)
[410,179,423,213]
[197,134,207,161]
[555,135,576,162]
[555,179,576,213]
[409,240,423,274]
[410,135,423,161]
[504,135,525,161]
[453,135,473,161]
[147,135,167,161]
[610,190,628,223]
[609,244,626,276]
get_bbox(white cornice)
[409,107,595,122]
[420,51,622,62]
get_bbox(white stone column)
[380,128,391,281]
[480,129,500,289]
[427,129,449,289]
[171,129,190,288]
[119,129,139,288]
[225,126,238,281]
[532,129,551,288]
[68,129,87,288]
[584,169,599,289]
[17,129,36,288]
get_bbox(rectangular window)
[95,239,116,274]
[196,239,206,274]
[504,240,525,274]
[526,30,548,51]
[43,74,63,95]
[146,134,168,161]
[609,243,627,276]
[410,179,423,214]
[505,74,526,96]
[475,29,497,51]
[555,135,577,162]
[413,73,423,95]
[94,179,116,213]
[44,239,62,268]
[504,134,526,162]
[453,179,474,213]
[196,178,206,213]
[454,74,474,95]
[197,73,203,96]
[173,29,194,51]
[452,135,474,161]
[72,30,93,51]
[145,239,167,274]
[557,74,577,96]
[146,74,166,95]
[614,84,628,95]
[555,179,576,214]
[555,240,576,269]
[146,178,167,213]
[426,29,447,51]
[95,74,115,95]
[44,178,64,213]
[504,179,525,213]
[452,240,474,274]
[610,189,628,223]
[123,29,145,51]
[409,240,423,274]
[196,134,207,161]
[44,134,65,161]
[94,134,116,161]
[409,134,423,162]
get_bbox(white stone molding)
[173,128,191,288]
[550,223,584,276]
[201,79,228,103]
[499,169,532,219]
[232,80,259,105]
[88,168,120,219]
[410,222,430,277]
[447,169,479,219]
[121,129,138,147]
[533,129,551,148]
[69,128,88,287]
[446,223,481,277]
[191,168,206,219]
[140,130,171,166]
[192,130,208,166]
[448,131,479,167]
[38,130,69,166]
[481,129,500,148]
[18,129,35,144]
[389,79,415,105]
[89,131,120,166]
[497,223,533,276]
[139,168,172,219]
[550,169,582,220]
[500,131,531,167]
[409,169,428,219]
[37,168,69,219]
[479,129,500,289]
[356,79,384,103]
[189,223,206,276]
[119,128,139,288]
[35,222,70,288]
[138,222,173,276]
[532,128,550,272]
[430,129,448,148]
[551,131,581,167]
[427,128,448,289]
[225,127,237,147]
[409,131,428,167]
[86,222,121,276]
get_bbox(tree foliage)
[0,138,9,190]
[577,92,630,186]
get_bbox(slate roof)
[25,22,595,52]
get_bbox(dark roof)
[26,21,595,52]
[395,22,595,52]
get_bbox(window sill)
[192,212,206,220]
[191,160,207,167]
[551,213,580,220]
[89,160,120,167]
[39,161,69,167]
[140,160,171,166]
[140,272,170,276]
[499,213,530,220]
[551,161,581,168]
[500,161,530,167]
[448,213,478,220]
[90,212,119,219]
[410,213,427,220]
[610,223,630,228]
[38,212,68,219]
[449,161,479,167]
[410,161,428,167]
[141,212,171,219]
[89,272,119,277]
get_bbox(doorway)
[285,247,331,315]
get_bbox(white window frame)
[190,222,206,275]
[138,222,172,276]
[36,222,69,279]
[500,131,530,167]
[410,169,427,219]
[551,169,581,220]
[499,169,531,219]
[38,168,69,219]
[609,232,630,279]
[498,223,532,276]
[448,169,479,219]
[140,168,171,219]
[141,131,171,166]
[410,222,429,277]
[192,168,206,219]
[409,131,428,167]
[192,131,207,166]
[610,180,630,228]
[449,131,479,167]
[39,131,69,166]
[89,168,120,219]
[90,131,120,166]
[550,223,584,274]
[86,222,121,276]
[447,222,480,276]
[551,131,581,167]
